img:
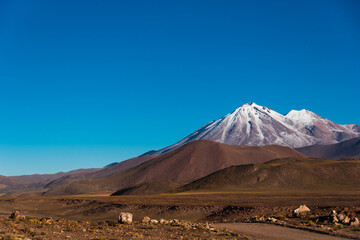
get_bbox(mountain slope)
[89,154,155,180]
[156,103,360,154]
[43,140,306,196]
[99,140,305,189]
[176,158,360,192]
[111,181,183,196]
[296,137,360,160]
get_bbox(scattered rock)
[53,225,61,230]
[40,217,54,224]
[0,215,235,240]
[150,219,159,224]
[9,211,25,220]
[58,218,69,224]
[9,211,20,219]
[342,216,350,224]
[266,217,277,223]
[170,219,180,224]
[350,217,359,226]
[329,211,352,225]
[205,222,212,230]
[159,218,169,224]
[331,215,339,223]
[142,216,151,223]
[337,213,345,222]
[118,212,133,224]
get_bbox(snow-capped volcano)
[157,103,360,154]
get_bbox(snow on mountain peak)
[155,103,360,154]
[285,109,321,125]
[240,102,263,109]
[235,102,271,114]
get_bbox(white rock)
[266,217,277,222]
[294,205,310,215]
[118,212,133,224]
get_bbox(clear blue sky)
[0,0,359,176]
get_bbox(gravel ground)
[214,223,350,240]
[0,216,246,240]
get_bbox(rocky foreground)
[1,194,360,239]
[0,212,244,240]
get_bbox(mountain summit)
[157,103,360,154]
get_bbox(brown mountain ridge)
[58,140,305,196]
[175,157,360,193]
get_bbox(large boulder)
[118,212,133,224]
[293,205,310,217]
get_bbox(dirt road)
[214,223,348,240]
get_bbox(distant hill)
[0,168,99,196]
[36,154,156,191]
[9,168,99,184]
[176,158,360,193]
[1,153,157,197]
[0,175,24,191]
[296,137,360,160]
